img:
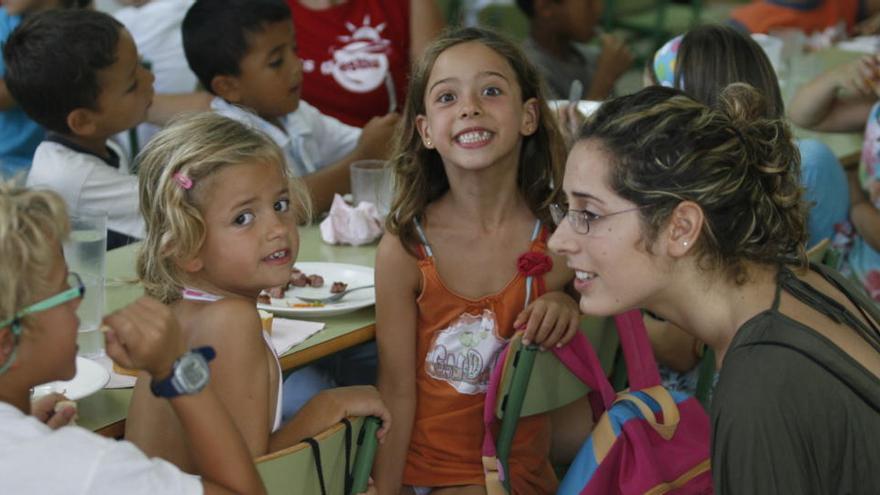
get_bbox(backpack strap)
[303,437,327,495]
[614,309,663,390]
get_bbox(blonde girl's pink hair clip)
[172,172,193,190]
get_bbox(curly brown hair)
[580,84,808,283]
[385,26,566,255]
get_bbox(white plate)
[258,262,375,318]
[32,356,110,400]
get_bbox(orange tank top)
[729,0,861,34]
[402,219,558,494]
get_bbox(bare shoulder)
[187,298,264,353]
[376,232,421,292]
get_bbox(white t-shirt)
[114,0,198,154]
[0,402,202,495]
[26,137,145,239]
[210,97,361,178]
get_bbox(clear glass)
[350,159,394,217]
[63,210,107,358]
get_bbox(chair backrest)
[494,316,617,419]
[256,417,365,495]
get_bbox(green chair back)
[494,316,617,419]
[492,316,620,489]
[256,417,367,495]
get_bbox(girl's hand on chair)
[326,385,392,442]
[515,291,580,350]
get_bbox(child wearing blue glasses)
[0,183,266,494]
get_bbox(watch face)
[174,354,210,393]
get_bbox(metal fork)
[294,285,375,304]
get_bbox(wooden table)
[81,225,378,437]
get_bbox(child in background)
[124,112,390,472]
[650,25,849,252]
[788,51,880,301]
[0,0,89,182]
[0,183,265,494]
[374,27,579,495]
[181,0,399,214]
[3,9,153,247]
[287,0,444,127]
[516,0,632,100]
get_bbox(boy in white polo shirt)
[4,9,155,248]
[182,0,398,214]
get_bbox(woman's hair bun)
[718,82,768,125]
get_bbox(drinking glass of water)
[63,210,107,359]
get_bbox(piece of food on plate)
[258,309,274,334]
[330,281,348,293]
[291,272,309,287]
[257,293,271,305]
[307,274,324,288]
[290,301,325,308]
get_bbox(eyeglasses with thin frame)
[0,272,85,335]
[549,203,643,235]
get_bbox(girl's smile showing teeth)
[454,128,494,148]
[575,270,596,280]
[263,249,291,264]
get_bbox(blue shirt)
[0,8,44,179]
[797,138,849,248]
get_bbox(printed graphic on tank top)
[424,309,505,395]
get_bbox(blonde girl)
[374,27,579,495]
[124,112,390,472]
[0,183,265,494]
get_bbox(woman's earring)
[425,139,432,148]
[683,241,689,247]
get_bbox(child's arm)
[194,298,274,457]
[373,233,420,495]
[104,297,266,495]
[788,55,879,132]
[514,252,579,350]
[268,385,391,451]
[409,0,445,59]
[145,92,213,126]
[586,34,633,101]
[304,112,400,214]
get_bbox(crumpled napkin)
[270,318,325,355]
[320,194,383,246]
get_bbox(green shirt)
[712,264,880,494]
